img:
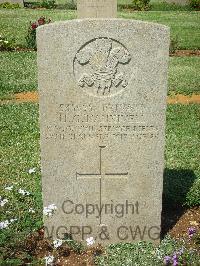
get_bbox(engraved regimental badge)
[73,37,131,97]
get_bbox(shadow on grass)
[161,168,197,238]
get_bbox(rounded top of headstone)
[37,19,170,34]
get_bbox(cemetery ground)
[0,6,200,266]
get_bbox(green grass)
[0,9,75,48]
[0,103,199,263]
[0,103,42,263]
[0,52,37,99]
[169,57,200,95]
[165,104,200,206]
[119,11,200,50]
[97,237,200,265]
[0,9,199,49]
[0,52,199,99]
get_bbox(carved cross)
[76,145,128,224]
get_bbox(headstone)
[0,0,24,6]
[37,14,169,245]
[77,0,117,18]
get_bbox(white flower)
[44,255,54,265]
[28,168,36,174]
[28,208,35,213]
[43,207,53,216]
[43,204,57,217]
[18,188,30,196]
[10,218,17,223]
[5,185,13,191]
[86,236,95,246]
[0,198,8,207]
[53,239,63,248]
[4,40,8,44]
[0,220,10,229]
[48,204,57,211]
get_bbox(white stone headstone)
[37,18,169,245]
[77,0,117,18]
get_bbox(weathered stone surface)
[77,0,117,18]
[37,19,169,245]
[0,0,24,6]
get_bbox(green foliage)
[119,11,200,50]
[165,104,200,207]
[169,57,200,96]
[132,0,150,10]
[0,104,42,263]
[163,169,198,206]
[25,17,51,49]
[169,35,179,54]
[189,0,200,9]
[0,52,37,99]
[150,2,192,11]
[64,239,85,254]
[0,9,199,50]
[0,34,15,51]
[96,236,200,265]
[186,179,200,206]
[25,27,36,50]
[193,231,200,245]
[64,0,77,10]
[40,0,56,9]
[0,2,20,9]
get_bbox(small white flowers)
[5,185,13,191]
[43,204,57,217]
[86,236,95,246]
[10,218,17,223]
[28,167,36,174]
[0,220,9,229]
[53,239,63,248]
[44,255,54,265]
[0,198,8,207]
[28,208,35,213]
[18,188,30,196]
[0,219,17,230]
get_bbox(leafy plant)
[132,0,150,10]
[25,17,51,50]
[170,35,179,54]
[0,2,20,9]
[0,35,15,51]
[189,0,200,9]
[40,0,56,9]
[186,179,200,206]
[65,0,77,10]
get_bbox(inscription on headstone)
[77,0,117,18]
[37,19,169,245]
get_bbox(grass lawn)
[0,52,37,99]
[0,9,199,49]
[0,51,199,99]
[0,103,199,264]
[168,57,200,96]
